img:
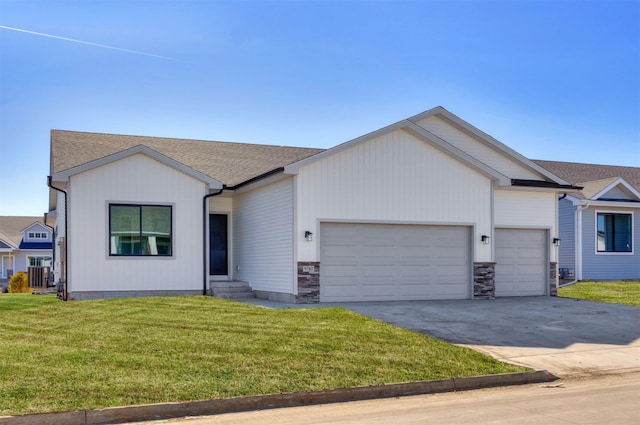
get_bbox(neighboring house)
[48,106,577,302]
[533,160,640,281]
[0,216,54,289]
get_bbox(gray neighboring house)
[533,160,640,281]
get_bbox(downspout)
[560,202,589,287]
[43,212,55,286]
[203,188,224,295]
[47,176,68,301]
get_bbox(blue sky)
[1,0,638,216]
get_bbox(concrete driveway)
[336,297,640,377]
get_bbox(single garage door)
[320,223,471,302]
[495,229,547,296]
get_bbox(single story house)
[533,160,640,281]
[0,216,54,289]
[48,106,578,302]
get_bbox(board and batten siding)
[67,154,206,293]
[295,129,493,263]
[415,116,541,181]
[493,190,557,262]
[232,177,295,294]
[558,199,576,275]
[581,207,640,280]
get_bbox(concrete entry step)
[209,281,255,299]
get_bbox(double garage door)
[320,223,471,302]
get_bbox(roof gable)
[410,107,570,185]
[51,144,224,189]
[587,177,640,201]
[20,222,51,235]
[284,119,511,186]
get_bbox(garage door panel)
[495,229,547,297]
[320,223,470,302]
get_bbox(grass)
[558,281,640,307]
[0,294,525,416]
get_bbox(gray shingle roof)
[532,160,640,200]
[0,216,47,248]
[51,130,326,187]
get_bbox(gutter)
[202,188,225,295]
[47,176,68,301]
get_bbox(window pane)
[110,205,141,255]
[597,213,632,252]
[141,206,171,256]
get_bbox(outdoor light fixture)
[481,235,490,245]
[553,238,561,247]
[305,231,313,242]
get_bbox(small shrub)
[8,272,32,293]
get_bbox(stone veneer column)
[473,262,496,299]
[296,262,320,303]
[549,262,558,296]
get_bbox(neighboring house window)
[596,212,632,253]
[28,256,52,267]
[28,232,46,239]
[109,204,172,256]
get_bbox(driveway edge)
[0,370,557,425]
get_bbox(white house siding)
[415,116,541,181]
[494,190,557,261]
[232,178,295,294]
[558,199,576,278]
[295,129,493,263]
[67,154,207,295]
[581,207,640,280]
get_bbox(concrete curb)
[0,370,557,425]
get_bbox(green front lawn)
[0,295,525,416]
[558,281,640,307]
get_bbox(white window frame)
[1,255,15,279]
[594,210,634,255]
[27,256,52,267]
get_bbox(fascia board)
[580,199,640,209]
[51,145,223,189]
[402,121,511,186]
[565,194,585,206]
[284,121,408,174]
[425,108,572,186]
[592,177,640,201]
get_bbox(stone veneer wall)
[549,262,558,296]
[296,262,320,303]
[473,262,496,299]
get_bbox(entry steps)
[209,280,255,299]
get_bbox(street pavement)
[131,372,640,425]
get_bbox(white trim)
[52,145,223,189]
[592,178,640,201]
[594,210,634,256]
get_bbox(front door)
[209,214,228,276]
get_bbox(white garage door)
[495,229,547,296]
[320,223,471,302]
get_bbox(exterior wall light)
[553,238,561,247]
[305,231,313,242]
[481,235,490,245]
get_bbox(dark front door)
[209,214,228,275]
